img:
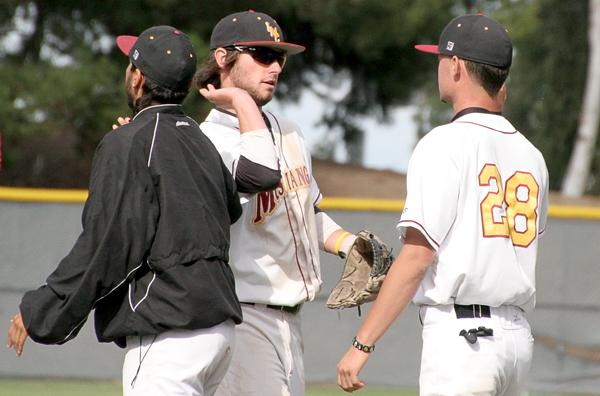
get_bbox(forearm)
[229,93,280,192]
[231,93,267,133]
[324,229,356,255]
[354,235,434,346]
[315,209,356,254]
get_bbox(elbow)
[236,171,281,193]
[235,156,281,193]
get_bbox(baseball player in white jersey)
[337,14,549,395]
[195,10,361,396]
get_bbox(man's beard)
[125,76,139,115]
[230,68,274,107]
[127,91,136,112]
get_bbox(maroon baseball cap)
[415,14,512,69]
[116,25,197,90]
[210,10,305,55]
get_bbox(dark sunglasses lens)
[249,47,286,66]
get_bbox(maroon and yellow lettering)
[252,165,311,224]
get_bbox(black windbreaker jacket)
[20,104,243,347]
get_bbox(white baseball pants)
[122,320,235,396]
[215,303,305,396]
[419,304,533,396]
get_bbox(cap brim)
[415,44,440,55]
[116,35,138,56]
[235,41,306,55]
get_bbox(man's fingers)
[337,347,369,393]
[112,117,131,130]
[7,314,28,357]
[337,366,360,392]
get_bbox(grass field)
[0,378,413,396]
[0,378,417,396]
[0,378,589,396]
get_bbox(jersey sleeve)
[398,132,460,250]
[19,132,159,344]
[201,122,280,194]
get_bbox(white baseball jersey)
[201,109,322,306]
[399,112,549,312]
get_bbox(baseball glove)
[326,230,394,310]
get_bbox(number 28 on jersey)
[478,163,540,247]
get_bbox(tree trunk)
[345,129,364,165]
[561,0,600,196]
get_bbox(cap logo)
[265,21,281,42]
[132,49,140,60]
[446,41,454,51]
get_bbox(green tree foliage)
[0,0,454,187]
[1,1,594,193]
[418,0,594,194]
[498,0,590,192]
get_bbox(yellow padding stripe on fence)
[547,205,600,220]
[1,187,600,220]
[0,187,88,203]
[319,197,404,212]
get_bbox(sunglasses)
[232,46,287,68]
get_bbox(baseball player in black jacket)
[7,25,243,396]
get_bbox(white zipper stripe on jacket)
[59,261,145,343]
[128,269,157,312]
[147,114,160,167]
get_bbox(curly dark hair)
[130,64,191,114]
[193,49,239,90]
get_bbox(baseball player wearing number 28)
[337,14,549,395]
[195,10,380,396]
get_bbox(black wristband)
[352,336,375,353]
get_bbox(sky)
[269,89,417,174]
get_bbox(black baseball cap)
[116,25,197,90]
[210,10,305,55]
[415,14,512,69]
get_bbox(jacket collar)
[132,104,185,121]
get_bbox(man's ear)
[130,67,144,90]
[451,56,462,81]
[214,47,229,68]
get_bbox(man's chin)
[254,94,274,107]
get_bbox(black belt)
[241,302,302,315]
[454,304,491,319]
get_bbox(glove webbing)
[366,233,393,277]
